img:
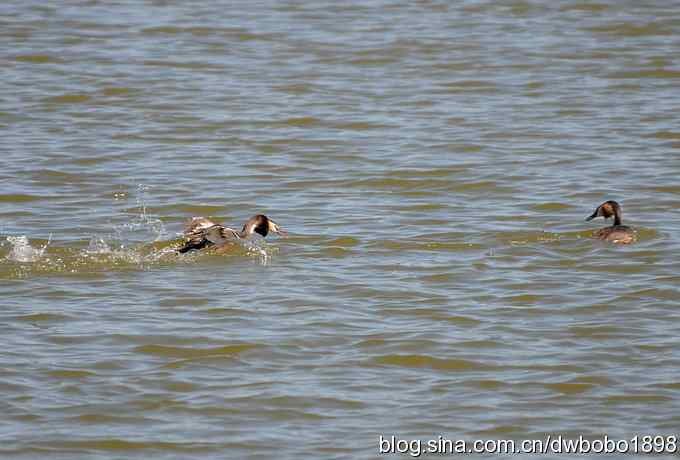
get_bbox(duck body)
[593,225,635,244]
[178,214,284,254]
[586,200,636,244]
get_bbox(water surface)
[2,1,680,459]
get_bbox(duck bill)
[585,210,599,221]
[269,221,287,236]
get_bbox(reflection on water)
[2,0,680,458]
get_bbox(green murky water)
[2,1,680,459]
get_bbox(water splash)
[0,186,277,277]
[239,236,278,265]
[86,236,112,254]
[135,184,167,241]
[113,184,168,244]
[5,235,49,262]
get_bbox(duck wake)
[1,187,276,278]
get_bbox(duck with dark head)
[585,200,636,244]
[178,214,285,254]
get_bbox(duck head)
[586,200,622,223]
[242,214,286,237]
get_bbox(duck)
[178,214,285,254]
[585,200,636,244]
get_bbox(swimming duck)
[585,200,636,244]
[178,214,285,254]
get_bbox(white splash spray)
[6,235,50,262]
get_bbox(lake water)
[2,1,680,459]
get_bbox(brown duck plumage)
[585,200,636,244]
[178,214,285,254]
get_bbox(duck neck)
[613,210,622,226]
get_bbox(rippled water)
[2,1,680,458]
